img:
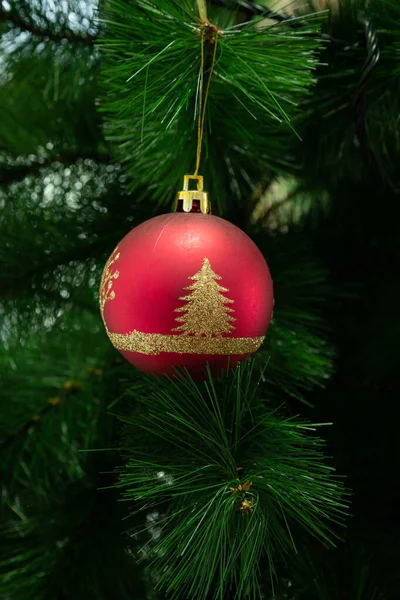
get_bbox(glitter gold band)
[107,330,264,356]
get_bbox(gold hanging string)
[196,0,208,21]
[193,21,220,177]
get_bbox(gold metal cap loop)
[175,175,211,214]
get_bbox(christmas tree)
[1,0,399,598]
[172,258,235,336]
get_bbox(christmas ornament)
[99,18,273,376]
[100,176,274,377]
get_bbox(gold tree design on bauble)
[103,255,264,356]
[172,258,235,336]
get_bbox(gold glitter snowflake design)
[99,247,120,321]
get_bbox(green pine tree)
[1,1,399,599]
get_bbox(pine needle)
[115,362,348,600]
[99,0,323,212]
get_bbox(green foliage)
[0,310,109,498]
[0,1,100,155]
[115,363,348,600]
[99,0,323,212]
[272,543,389,600]
[0,483,153,600]
[255,230,336,402]
[5,0,397,598]
[0,158,152,336]
[297,0,400,188]
[0,312,154,600]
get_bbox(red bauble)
[100,212,273,377]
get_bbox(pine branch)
[0,385,73,455]
[209,0,304,26]
[0,153,110,182]
[0,364,110,456]
[0,151,111,186]
[209,0,352,47]
[115,363,348,600]
[354,12,399,194]
[0,483,150,600]
[0,347,147,600]
[0,235,108,299]
[0,7,96,45]
[99,0,323,212]
[0,316,116,495]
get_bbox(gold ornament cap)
[175,175,210,214]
